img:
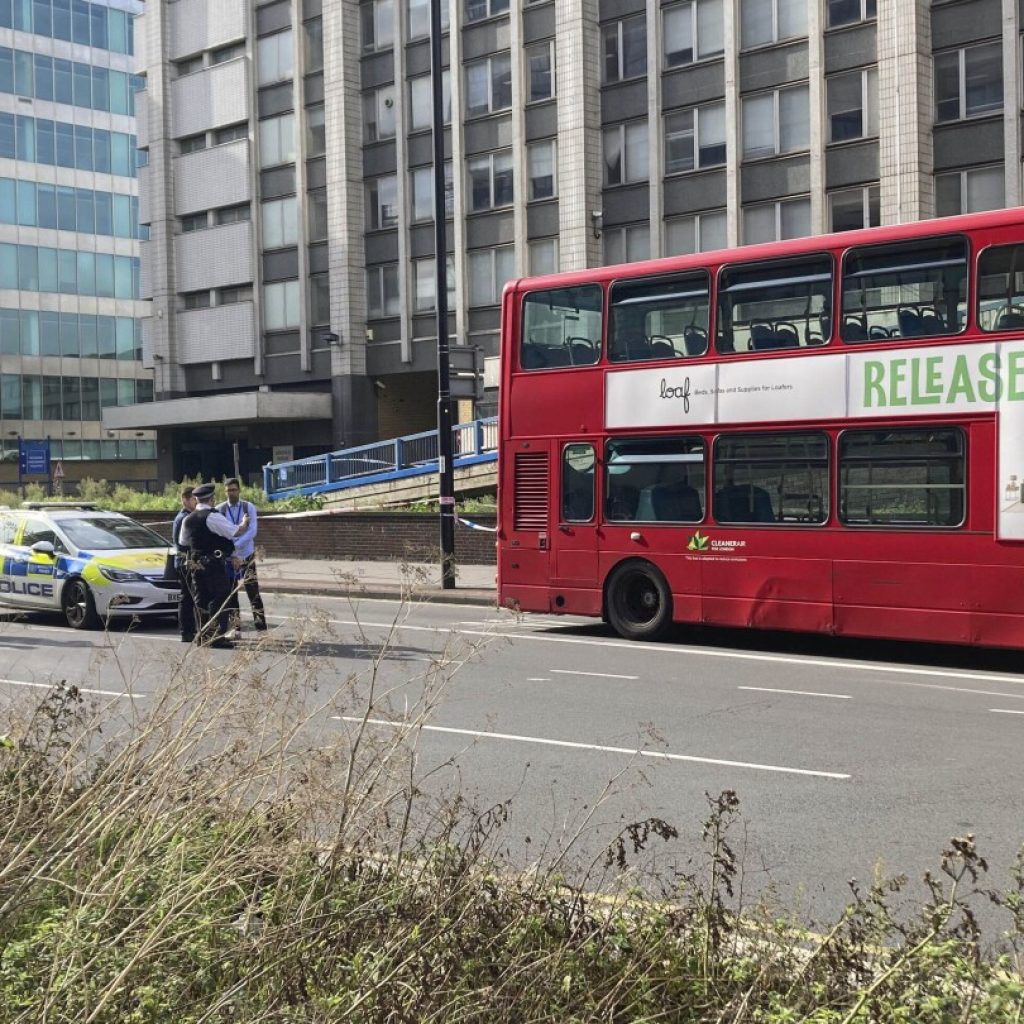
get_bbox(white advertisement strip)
[604,342,1024,539]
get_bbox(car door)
[0,512,28,609]
[10,517,60,610]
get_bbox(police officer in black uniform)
[179,482,237,648]
[171,486,197,642]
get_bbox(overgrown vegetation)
[0,478,323,513]
[0,613,1022,1022]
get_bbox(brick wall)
[136,511,498,565]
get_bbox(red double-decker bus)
[497,208,1024,647]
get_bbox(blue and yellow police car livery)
[0,503,180,629]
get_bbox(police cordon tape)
[457,516,497,533]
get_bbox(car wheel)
[62,578,100,630]
[605,561,672,641]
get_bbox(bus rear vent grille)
[513,452,549,531]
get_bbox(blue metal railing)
[264,417,498,500]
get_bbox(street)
[1,591,1023,930]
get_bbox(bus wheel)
[605,562,672,641]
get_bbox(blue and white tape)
[457,516,497,533]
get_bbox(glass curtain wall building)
[0,0,152,481]
[121,0,1023,483]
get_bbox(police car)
[0,502,180,629]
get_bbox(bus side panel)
[834,605,973,645]
[701,555,833,632]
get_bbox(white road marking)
[0,677,140,698]
[333,716,849,780]
[526,677,551,682]
[270,614,1024,691]
[551,669,639,681]
[990,708,1024,715]
[739,686,852,700]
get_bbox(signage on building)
[272,445,294,464]
[19,440,50,477]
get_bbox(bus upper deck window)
[608,271,710,362]
[977,244,1024,332]
[716,255,832,354]
[841,236,967,343]
[520,284,603,371]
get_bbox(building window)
[935,42,1003,123]
[663,0,724,67]
[742,84,809,159]
[213,122,247,145]
[411,162,454,220]
[827,67,877,143]
[363,85,396,141]
[263,279,300,330]
[216,203,251,225]
[182,290,211,310]
[465,0,509,22]
[468,245,514,306]
[310,273,330,324]
[468,150,513,211]
[827,0,876,28]
[210,42,245,66]
[465,54,512,116]
[175,54,203,77]
[829,185,880,231]
[362,0,394,52]
[180,212,207,233]
[408,71,451,131]
[412,255,456,312]
[743,196,811,244]
[526,41,554,102]
[664,101,725,173]
[603,224,650,265]
[602,14,646,84]
[527,140,556,200]
[304,18,324,72]
[178,133,206,155]
[407,0,449,40]
[259,112,296,167]
[218,285,253,305]
[664,209,726,255]
[740,0,806,48]
[261,196,298,249]
[604,120,648,186]
[257,29,293,86]
[307,188,328,240]
[935,165,1004,217]
[366,175,399,229]
[306,104,325,156]
[367,264,400,318]
[529,238,559,275]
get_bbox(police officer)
[171,486,197,643]
[179,482,237,648]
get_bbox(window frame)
[826,66,878,144]
[365,174,399,231]
[602,14,647,85]
[361,0,394,53]
[366,263,400,319]
[826,0,876,29]
[837,426,967,529]
[664,100,726,175]
[664,209,727,256]
[467,149,514,212]
[976,242,1024,333]
[712,430,830,526]
[662,0,725,69]
[464,53,512,117]
[742,82,809,160]
[935,164,1005,218]
[741,196,811,245]
[604,435,707,524]
[934,41,1003,124]
[739,0,807,50]
[527,138,556,201]
[828,184,880,232]
[561,442,597,524]
[526,39,555,103]
[468,245,514,307]
[603,119,649,187]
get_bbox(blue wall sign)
[19,440,50,476]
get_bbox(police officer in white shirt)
[218,477,267,633]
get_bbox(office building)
[0,0,152,486]
[118,0,1017,481]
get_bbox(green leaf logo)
[687,531,709,552]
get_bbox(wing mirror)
[30,541,55,557]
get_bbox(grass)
[0,602,1021,1022]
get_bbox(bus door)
[552,442,600,612]
[502,439,555,611]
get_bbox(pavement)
[257,557,498,606]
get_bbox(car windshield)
[57,517,167,551]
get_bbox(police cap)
[193,482,216,501]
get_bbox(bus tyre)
[605,561,672,641]
[63,578,100,630]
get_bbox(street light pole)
[431,0,455,589]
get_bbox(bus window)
[562,443,595,522]
[608,271,710,362]
[977,244,1024,331]
[841,236,967,343]
[839,428,965,527]
[521,285,602,370]
[605,437,705,523]
[713,433,829,525]
[716,256,832,354]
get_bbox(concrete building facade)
[119,0,1020,482]
[0,0,153,486]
